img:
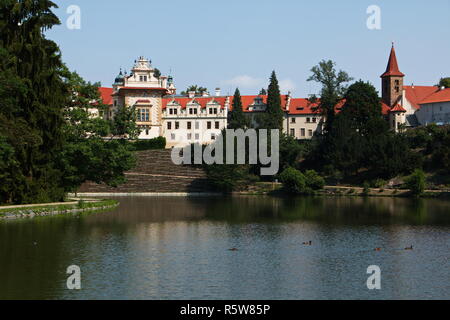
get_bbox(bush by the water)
[131,137,166,151]
[279,168,324,194]
[405,169,426,196]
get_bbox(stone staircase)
[79,150,214,193]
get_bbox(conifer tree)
[229,88,250,129]
[0,0,66,203]
[260,71,284,130]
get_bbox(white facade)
[163,98,229,148]
[416,101,450,125]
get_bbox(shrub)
[362,181,370,196]
[371,178,386,188]
[304,170,325,190]
[132,137,166,151]
[405,169,426,196]
[279,167,307,194]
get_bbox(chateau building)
[99,47,450,147]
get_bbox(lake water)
[0,196,449,300]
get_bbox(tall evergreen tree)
[260,71,284,130]
[229,88,250,129]
[0,0,66,203]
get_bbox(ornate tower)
[381,44,405,107]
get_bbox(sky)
[46,0,450,97]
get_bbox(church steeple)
[381,43,405,107]
[381,43,405,78]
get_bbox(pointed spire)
[381,44,405,78]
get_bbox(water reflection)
[0,196,449,300]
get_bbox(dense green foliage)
[228,88,250,129]
[438,77,450,88]
[0,1,136,204]
[0,0,67,203]
[305,80,419,180]
[180,85,208,96]
[259,71,284,130]
[405,169,426,196]
[307,60,353,132]
[279,167,324,195]
[132,137,167,151]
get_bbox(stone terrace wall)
[79,150,214,193]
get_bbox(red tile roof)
[381,45,405,78]
[390,104,407,112]
[288,98,320,114]
[381,102,391,115]
[419,88,450,104]
[99,87,113,105]
[404,85,439,110]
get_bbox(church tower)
[381,44,405,107]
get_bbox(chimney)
[440,86,446,91]
[188,91,196,98]
[215,88,221,97]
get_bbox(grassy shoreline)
[235,182,450,198]
[0,199,119,220]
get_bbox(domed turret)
[114,69,125,86]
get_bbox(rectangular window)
[171,133,176,140]
[207,122,212,129]
[195,133,200,140]
[312,118,317,123]
[169,109,173,115]
[167,122,172,130]
[291,118,296,123]
[301,128,306,137]
[215,121,220,129]
[290,129,295,136]
[187,133,192,140]
[214,108,218,114]
[209,108,213,115]
[175,122,179,130]
[187,122,192,130]
[174,108,178,115]
[211,133,216,140]
[138,108,150,122]
[308,129,313,137]
[195,121,200,130]
[306,118,311,123]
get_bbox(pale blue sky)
[46,0,450,97]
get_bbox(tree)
[279,167,307,194]
[307,60,353,133]
[154,68,161,79]
[180,85,208,96]
[57,70,136,193]
[259,88,267,95]
[111,105,140,139]
[405,169,426,196]
[259,71,284,130]
[0,0,67,203]
[438,77,450,88]
[228,88,250,129]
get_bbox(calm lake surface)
[0,196,449,300]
